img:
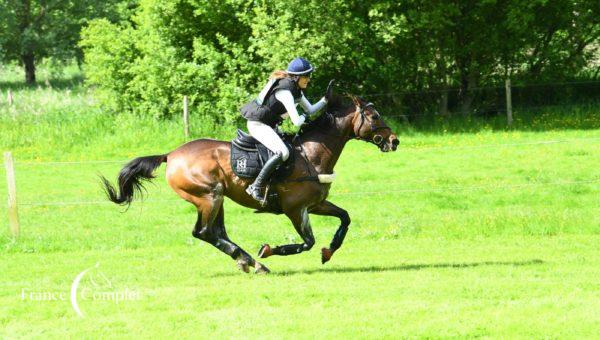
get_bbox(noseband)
[354,102,389,146]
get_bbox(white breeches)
[247,120,290,161]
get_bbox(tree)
[0,0,124,84]
[367,0,599,115]
[80,0,599,120]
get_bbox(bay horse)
[101,95,399,274]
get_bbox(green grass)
[0,68,599,338]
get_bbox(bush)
[80,0,599,121]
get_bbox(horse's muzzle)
[378,135,399,152]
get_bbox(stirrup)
[246,184,267,206]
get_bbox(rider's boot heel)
[246,154,283,206]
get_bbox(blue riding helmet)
[287,57,313,76]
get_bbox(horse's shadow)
[211,259,544,277]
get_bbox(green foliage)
[79,19,139,114]
[79,0,599,120]
[0,0,125,83]
[0,68,233,161]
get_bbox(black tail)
[100,154,167,206]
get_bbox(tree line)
[2,0,598,119]
[0,0,133,83]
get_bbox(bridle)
[353,102,390,147]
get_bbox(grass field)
[1,66,599,338]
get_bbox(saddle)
[230,129,294,179]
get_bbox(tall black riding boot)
[246,154,283,206]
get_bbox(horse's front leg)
[308,200,350,264]
[258,206,315,257]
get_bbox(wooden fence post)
[505,79,513,127]
[7,90,13,106]
[4,152,20,238]
[183,95,189,139]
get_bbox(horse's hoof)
[254,262,271,275]
[321,247,333,264]
[258,244,273,258]
[236,259,250,273]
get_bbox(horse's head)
[350,96,399,152]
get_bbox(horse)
[101,95,399,274]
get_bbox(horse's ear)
[351,95,361,107]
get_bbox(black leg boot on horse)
[246,153,283,206]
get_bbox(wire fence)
[11,135,600,167]
[352,80,600,123]
[4,79,598,125]
[17,198,182,207]
[3,80,599,238]
[382,102,600,119]
[357,80,600,97]
[5,79,589,119]
[2,134,598,209]
[13,178,599,207]
[15,159,128,165]
[333,179,600,196]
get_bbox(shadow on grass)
[211,259,544,277]
[0,75,85,91]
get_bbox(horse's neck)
[299,113,355,175]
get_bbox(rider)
[240,57,333,204]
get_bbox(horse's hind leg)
[192,191,268,274]
[211,204,270,274]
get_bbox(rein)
[287,112,342,183]
[284,98,390,182]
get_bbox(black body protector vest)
[240,78,303,127]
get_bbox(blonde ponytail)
[269,70,289,80]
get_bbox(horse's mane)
[299,94,357,135]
